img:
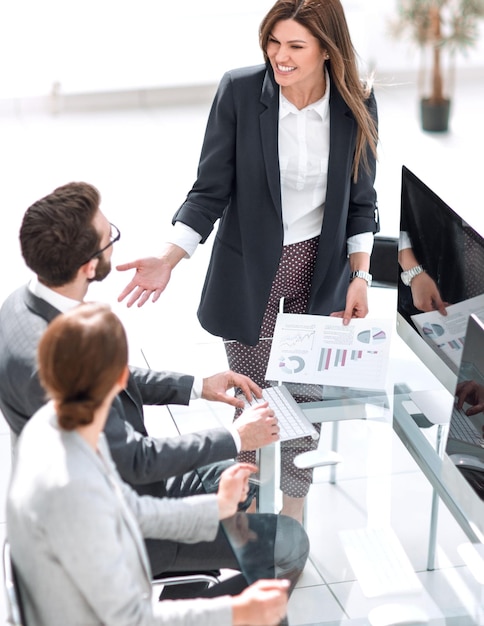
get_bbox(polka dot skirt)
[225,236,323,498]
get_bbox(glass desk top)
[139,327,484,625]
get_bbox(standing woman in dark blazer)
[118,0,379,522]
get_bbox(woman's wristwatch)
[400,264,424,286]
[350,270,372,287]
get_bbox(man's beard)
[88,255,111,283]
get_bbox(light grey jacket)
[6,403,233,626]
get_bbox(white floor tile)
[287,584,347,625]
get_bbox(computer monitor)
[396,166,484,395]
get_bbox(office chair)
[152,569,221,600]
[2,540,26,626]
[152,570,220,589]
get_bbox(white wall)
[1,0,483,98]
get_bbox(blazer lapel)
[260,68,282,216]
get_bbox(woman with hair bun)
[6,303,290,626]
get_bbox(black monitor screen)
[397,166,484,394]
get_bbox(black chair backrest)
[370,236,399,288]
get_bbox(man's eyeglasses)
[83,223,121,264]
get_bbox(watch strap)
[400,264,424,286]
[350,270,372,287]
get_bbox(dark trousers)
[225,237,322,498]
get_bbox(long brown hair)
[260,0,377,181]
[38,302,128,430]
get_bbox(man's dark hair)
[20,182,101,287]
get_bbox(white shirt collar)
[29,276,81,313]
[279,68,330,120]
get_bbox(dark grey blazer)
[174,64,379,346]
[0,286,237,490]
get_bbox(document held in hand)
[265,313,392,390]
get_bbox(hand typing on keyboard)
[235,400,280,451]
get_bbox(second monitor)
[397,165,484,395]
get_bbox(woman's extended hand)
[116,243,187,307]
[116,257,172,307]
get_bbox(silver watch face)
[401,271,411,286]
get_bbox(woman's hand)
[217,462,258,520]
[330,277,369,325]
[116,257,172,307]
[232,579,290,626]
[410,272,447,315]
[116,243,187,307]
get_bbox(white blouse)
[278,83,329,245]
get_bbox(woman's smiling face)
[266,19,326,93]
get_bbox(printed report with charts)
[265,313,392,390]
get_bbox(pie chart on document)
[279,355,305,374]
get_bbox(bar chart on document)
[266,313,392,390]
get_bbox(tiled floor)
[1,71,484,624]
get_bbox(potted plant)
[390,0,484,131]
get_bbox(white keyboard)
[339,527,422,598]
[246,385,319,442]
[449,406,484,447]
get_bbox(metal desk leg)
[427,424,444,570]
[330,420,339,485]
[257,444,277,513]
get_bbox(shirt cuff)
[398,231,412,251]
[167,222,202,258]
[347,232,374,256]
[190,376,204,400]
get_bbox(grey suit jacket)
[174,64,379,345]
[7,403,233,626]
